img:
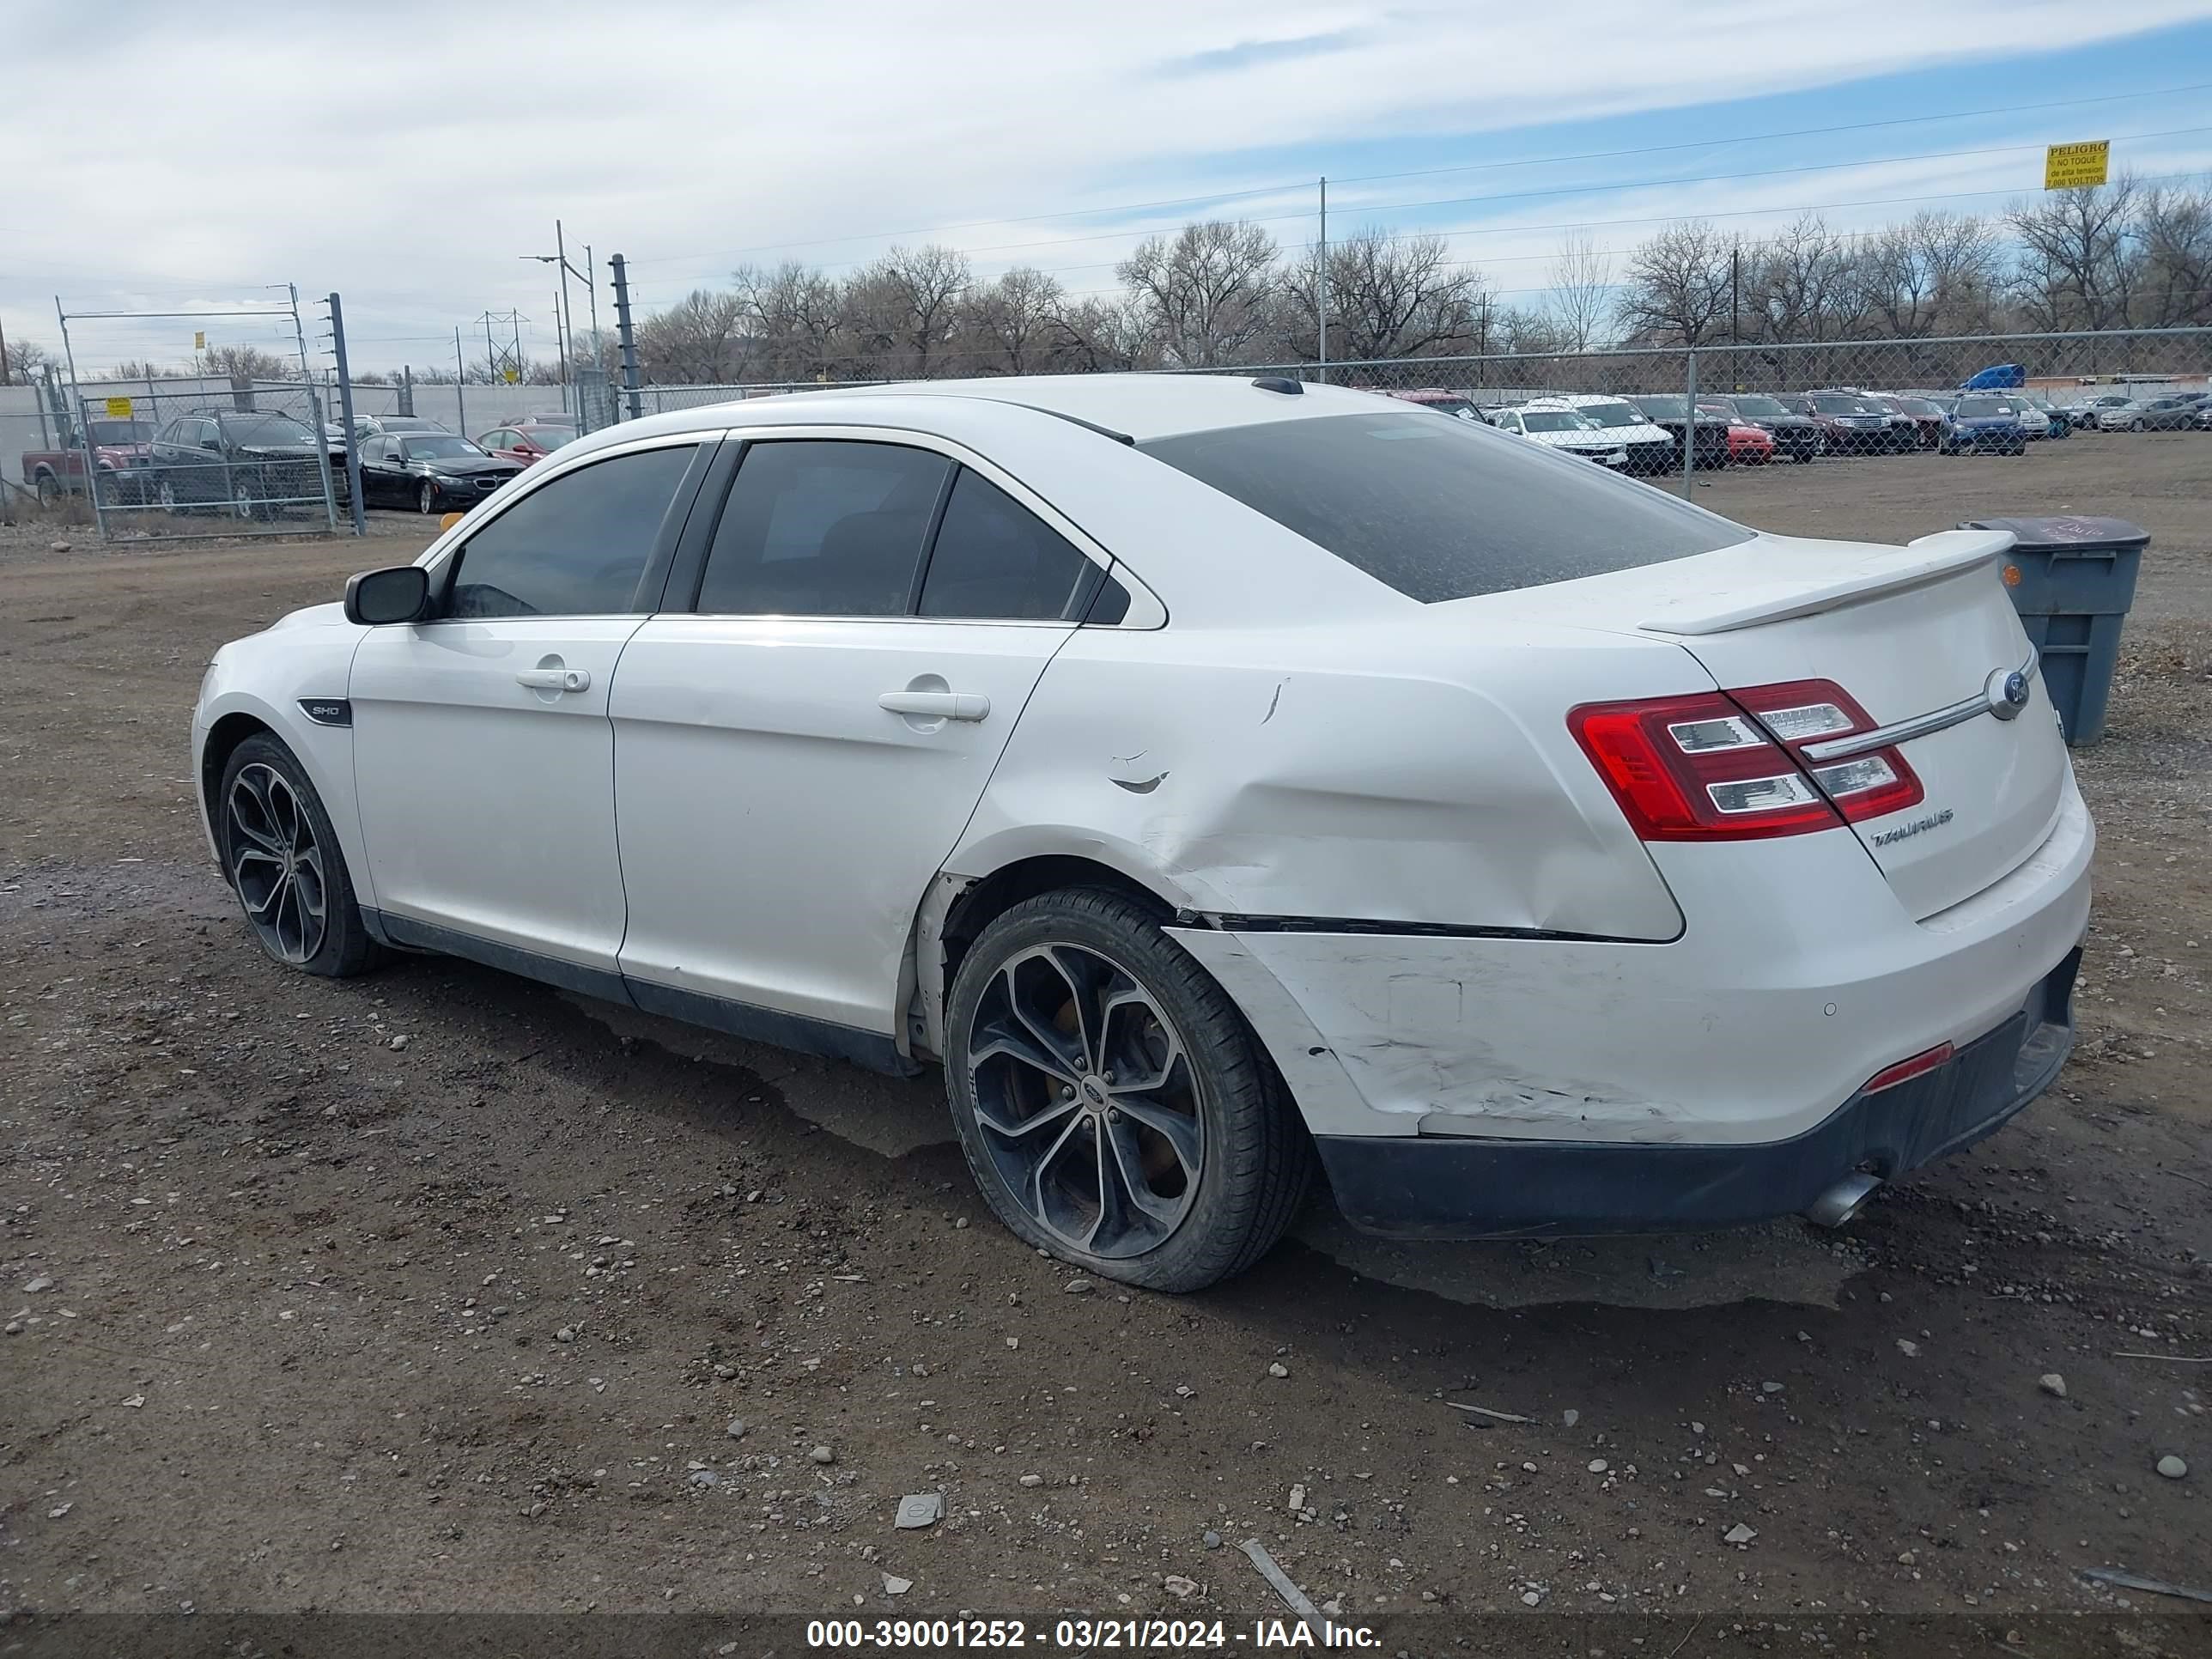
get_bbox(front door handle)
[516,666,590,693]
[879,690,990,722]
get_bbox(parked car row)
[22,410,584,521]
[1382,379,2211,471]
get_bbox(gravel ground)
[2,437,2207,1649]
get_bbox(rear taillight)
[1730,679,1923,823]
[1570,678,1923,842]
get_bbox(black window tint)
[918,469,1091,620]
[1140,411,1753,604]
[1085,573,1132,625]
[696,441,950,616]
[446,444,695,619]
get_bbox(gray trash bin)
[1960,515,2148,745]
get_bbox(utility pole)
[1316,176,1329,385]
[454,327,466,437]
[325,292,365,536]
[524,231,588,415]
[610,252,643,420]
[583,242,602,366]
[1730,242,1741,347]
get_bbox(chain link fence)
[53,293,340,543]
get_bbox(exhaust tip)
[1806,1172,1882,1229]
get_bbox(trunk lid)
[1492,528,2070,920]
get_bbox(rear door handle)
[516,667,590,692]
[878,690,990,722]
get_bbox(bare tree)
[635,289,749,383]
[103,360,185,380]
[848,244,971,376]
[1281,228,1490,361]
[1047,295,1158,372]
[5,337,56,380]
[2008,176,2142,331]
[2135,180,2212,328]
[1547,229,1613,351]
[964,266,1065,374]
[1614,221,1733,346]
[735,261,845,381]
[1747,215,1860,343]
[201,344,296,383]
[1118,220,1280,368]
[1849,210,2003,337]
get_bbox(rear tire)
[944,888,1313,1292]
[217,734,382,978]
[34,471,58,507]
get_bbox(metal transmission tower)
[477,309,526,386]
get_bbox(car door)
[356,436,389,507]
[609,431,1103,1053]
[347,434,714,987]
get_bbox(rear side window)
[696,441,951,617]
[918,469,1092,620]
[446,444,696,619]
[1139,411,1752,603]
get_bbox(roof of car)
[563,373,1400,450]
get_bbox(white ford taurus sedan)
[192,374,2090,1291]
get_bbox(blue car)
[1941,394,2029,456]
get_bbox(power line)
[627,79,2212,270]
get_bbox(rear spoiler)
[1637,528,2015,636]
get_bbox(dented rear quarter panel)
[951,609,1705,940]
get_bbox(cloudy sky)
[7,0,2212,374]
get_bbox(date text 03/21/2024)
[804,1617,1382,1650]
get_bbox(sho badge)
[1873,807,1954,848]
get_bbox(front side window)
[918,468,1093,620]
[445,444,696,619]
[1140,410,1752,604]
[696,441,950,617]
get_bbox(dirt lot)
[3,437,2209,1650]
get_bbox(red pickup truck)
[21,417,159,505]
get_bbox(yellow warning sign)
[2045,141,2110,191]
[104,396,134,419]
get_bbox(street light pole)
[524,222,592,418]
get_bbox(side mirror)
[344,564,431,626]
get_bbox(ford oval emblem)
[1985,666,2031,720]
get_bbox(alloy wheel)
[964,942,1202,1260]
[234,481,258,521]
[226,762,327,964]
[418,482,435,514]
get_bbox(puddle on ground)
[562,992,1867,1310]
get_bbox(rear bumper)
[1312,948,2077,1237]
[1170,778,2094,1232]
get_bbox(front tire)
[944,888,1312,1292]
[218,735,380,977]
[417,481,437,515]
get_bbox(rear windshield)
[1956,398,2016,417]
[1573,400,1644,428]
[224,415,314,445]
[1139,410,1753,603]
